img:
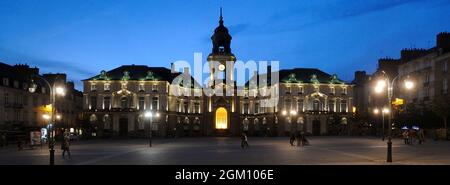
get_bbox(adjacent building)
[0,62,83,136]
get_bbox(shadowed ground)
[1,136,449,165]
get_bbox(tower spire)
[219,7,223,25]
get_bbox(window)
[90,96,97,110]
[152,84,158,92]
[298,86,304,94]
[104,83,110,91]
[103,97,111,110]
[330,87,335,95]
[329,100,335,112]
[22,83,28,90]
[139,97,145,110]
[121,97,128,109]
[313,100,320,111]
[194,102,200,114]
[152,97,158,110]
[2,78,9,86]
[342,87,347,95]
[443,61,448,72]
[4,93,9,105]
[443,79,448,94]
[139,83,145,92]
[297,99,303,112]
[13,81,19,88]
[23,95,28,105]
[424,73,430,85]
[243,103,249,114]
[91,83,96,91]
[340,100,347,113]
[254,102,259,114]
[285,99,291,110]
[184,102,189,113]
[286,86,291,94]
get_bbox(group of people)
[402,129,425,145]
[290,132,310,147]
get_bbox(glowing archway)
[215,107,228,129]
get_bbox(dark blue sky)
[1,0,450,90]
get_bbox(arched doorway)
[215,107,228,129]
[313,120,321,136]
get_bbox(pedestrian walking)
[402,130,409,145]
[289,133,295,146]
[296,132,303,147]
[61,138,71,159]
[241,133,249,149]
[301,131,310,146]
[418,129,425,144]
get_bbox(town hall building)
[82,11,354,137]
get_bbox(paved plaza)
[1,136,450,165]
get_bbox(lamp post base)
[49,148,55,165]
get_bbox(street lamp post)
[29,76,65,165]
[145,111,160,147]
[374,71,414,163]
[373,108,390,141]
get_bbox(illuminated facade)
[82,12,354,137]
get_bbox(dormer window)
[104,83,110,91]
[298,86,304,94]
[139,83,145,92]
[91,83,96,91]
[342,87,347,95]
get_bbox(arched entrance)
[215,107,228,129]
[313,120,321,136]
[119,118,128,136]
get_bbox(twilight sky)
[1,0,450,90]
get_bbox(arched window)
[121,97,128,108]
[313,99,320,111]
[89,114,97,123]
[103,114,111,129]
[152,97,158,110]
[254,118,260,131]
[242,118,249,131]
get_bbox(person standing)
[418,129,425,144]
[241,133,249,149]
[61,138,71,159]
[289,133,295,146]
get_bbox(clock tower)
[207,7,236,84]
[205,8,240,136]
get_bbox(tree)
[431,96,450,129]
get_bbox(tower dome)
[211,8,232,54]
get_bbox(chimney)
[171,63,175,73]
[437,32,450,54]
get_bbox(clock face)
[218,64,225,71]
